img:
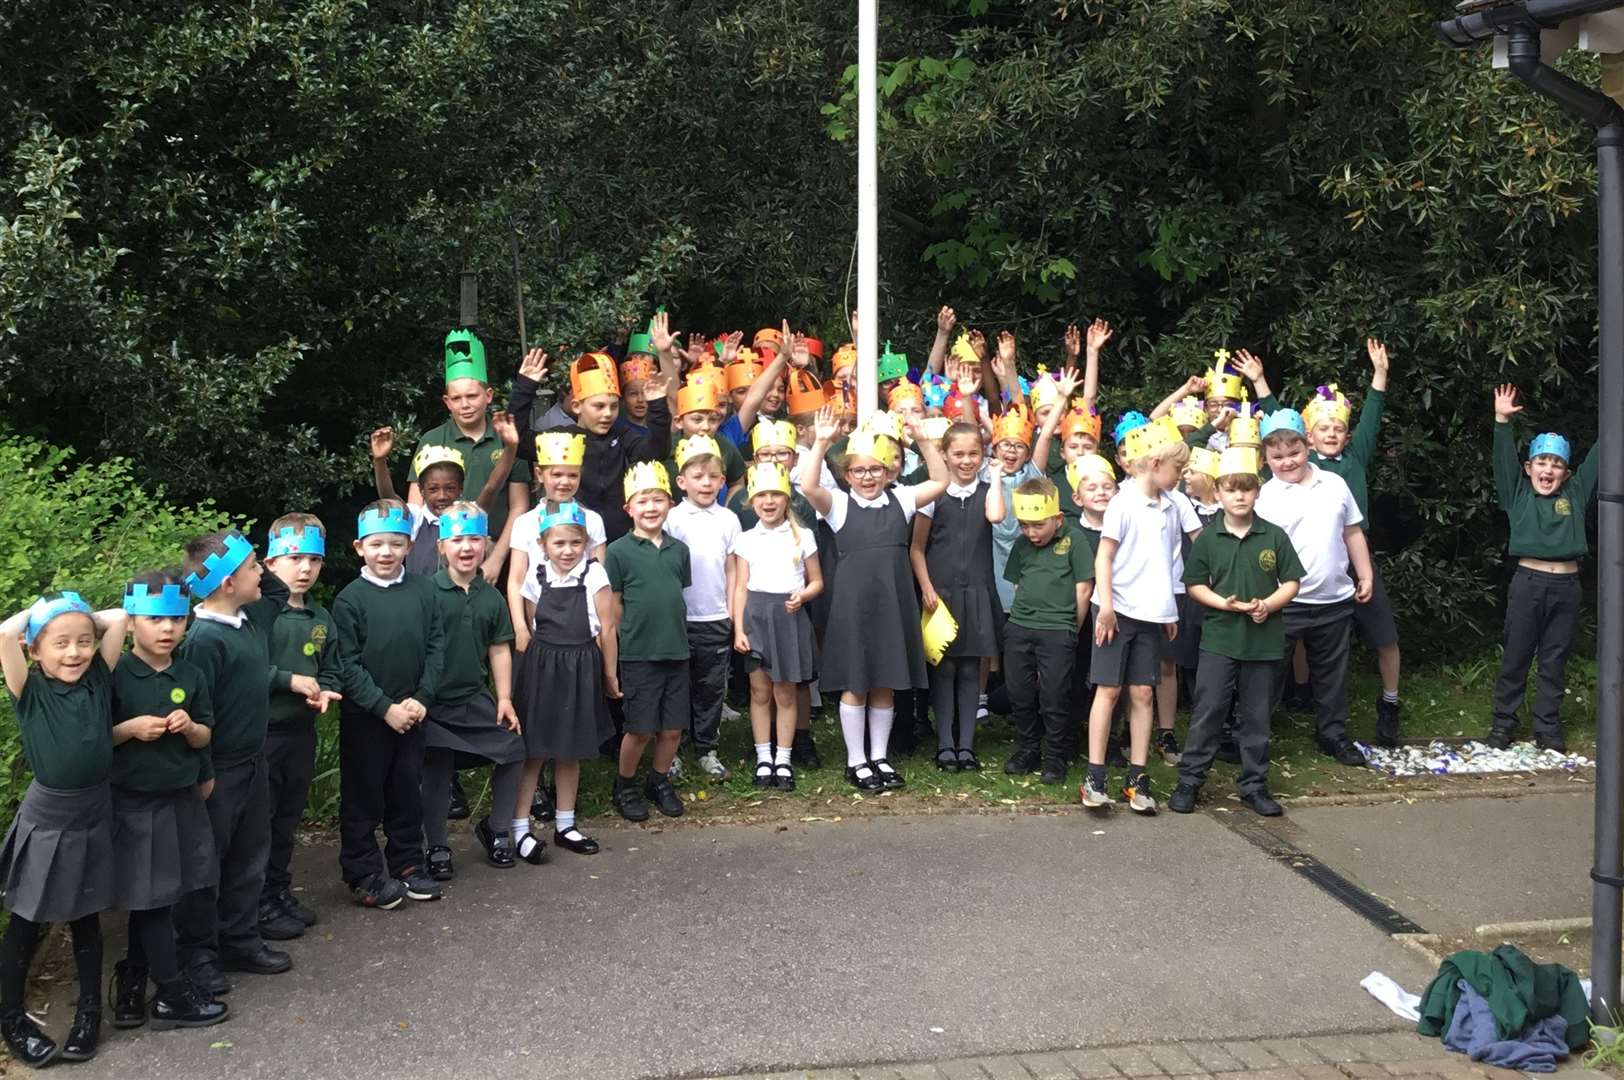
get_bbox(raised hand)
[642,369,672,401]
[1213,405,1236,431]
[1054,365,1080,400]
[789,333,812,369]
[1233,349,1265,383]
[968,329,988,362]
[519,347,549,381]
[1493,384,1522,422]
[1182,374,1208,398]
[650,311,677,354]
[997,330,1016,367]
[720,330,743,365]
[1086,318,1114,355]
[937,306,957,334]
[369,427,395,460]
[813,403,840,444]
[1367,338,1390,375]
[1063,324,1082,361]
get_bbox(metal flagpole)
[856,0,879,420]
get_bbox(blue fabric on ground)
[1444,979,1569,1073]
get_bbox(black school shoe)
[149,979,229,1030]
[935,749,961,772]
[1167,782,1200,814]
[1156,729,1183,766]
[221,944,292,975]
[399,866,443,902]
[426,845,455,882]
[110,961,149,1029]
[1003,747,1041,775]
[516,833,548,864]
[275,887,319,928]
[258,896,305,941]
[475,816,516,868]
[1484,724,1516,750]
[350,872,407,910]
[1320,738,1369,768]
[1,1010,59,1067]
[773,762,796,791]
[790,729,822,769]
[446,774,471,820]
[612,777,650,822]
[1039,760,1067,785]
[531,783,556,822]
[871,758,905,789]
[1241,789,1284,817]
[187,961,231,997]
[553,827,600,855]
[60,997,100,1061]
[754,761,775,788]
[644,774,685,817]
[846,763,885,791]
[1536,731,1569,754]
[1375,695,1402,748]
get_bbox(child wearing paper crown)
[417,503,527,877]
[1064,454,1119,746]
[511,348,673,543]
[259,515,342,942]
[108,570,232,1035]
[604,462,693,821]
[515,501,618,856]
[508,430,609,651]
[730,463,824,790]
[620,337,658,437]
[1253,409,1375,768]
[372,416,520,579]
[1167,449,1304,818]
[801,404,951,792]
[664,435,743,782]
[909,420,1003,771]
[1485,385,1600,753]
[331,500,447,910]
[173,530,292,994]
[987,476,1096,785]
[664,379,748,492]
[717,324,809,449]
[0,594,130,1063]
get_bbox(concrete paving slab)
[61,812,1432,1080]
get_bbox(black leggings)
[126,906,180,982]
[0,913,101,1015]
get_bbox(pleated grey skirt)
[0,781,115,923]
[743,591,818,685]
[425,693,527,768]
[111,785,218,911]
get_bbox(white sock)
[512,817,531,840]
[1382,690,1399,704]
[839,702,868,767]
[774,746,792,767]
[978,693,988,706]
[755,742,772,764]
[869,705,895,762]
[555,809,576,833]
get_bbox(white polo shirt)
[664,499,741,622]
[1094,482,1182,624]
[1164,488,1204,596]
[734,520,819,594]
[1255,464,1363,604]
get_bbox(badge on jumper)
[1259,549,1277,572]
[491,447,505,464]
[170,688,187,704]
[1555,497,1572,517]
[310,624,328,648]
[1055,536,1072,556]
[303,642,316,656]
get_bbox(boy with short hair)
[332,500,447,909]
[175,529,293,993]
[1170,450,1305,817]
[1486,384,1598,752]
[663,436,742,781]
[993,475,1094,784]
[1254,409,1375,767]
[259,515,343,942]
[664,378,748,490]
[604,463,692,822]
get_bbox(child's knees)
[1128,684,1155,706]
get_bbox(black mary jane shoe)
[110,961,149,1030]
[2,1011,59,1068]
[516,833,548,865]
[956,750,980,772]
[487,833,516,869]
[935,749,961,772]
[871,758,905,790]
[773,762,796,791]
[426,844,455,882]
[531,783,556,822]
[446,774,471,821]
[753,761,775,789]
[553,827,600,855]
[846,763,885,792]
[60,998,100,1062]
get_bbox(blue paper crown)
[921,375,949,410]
[1113,411,1150,444]
[184,531,254,599]
[438,507,489,540]
[1260,409,1307,440]
[266,525,326,560]
[123,582,190,618]
[25,592,92,646]
[1529,432,1571,464]
[357,506,412,538]
[538,502,589,536]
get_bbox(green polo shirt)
[1493,422,1599,562]
[1310,388,1385,525]
[409,417,532,539]
[1002,522,1096,631]
[664,439,748,494]
[1046,462,1083,524]
[1182,514,1305,661]
[9,655,114,790]
[110,654,214,791]
[431,570,515,704]
[604,531,692,661]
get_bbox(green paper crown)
[876,340,909,383]
[444,329,488,384]
[627,332,654,356]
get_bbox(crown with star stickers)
[184,531,255,598]
[623,460,672,501]
[438,505,488,540]
[569,351,620,400]
[1121,414,1184,462]
[675,434,723,472]
[1171,396,1208,430]
[951,333,980,367]
[887,381,924,411]
[844,431,897,471]
[25,591,93,646]
[1012,484,1062,523]
[619,355,656,384]
[1060,406,1102,442]
[444,329,488,384]
[830,343,857,374]
[992,405,1035,447]
[1204,349,1246,402]
[859,410,904,444]
[412,445,465,478]
[1066,453,1117,488]
[1187,446,1222,479]
[725,352,765,392]
[746,462,791,499]
[1027,368,1064,413]
[538,501,589,536]
[122,582,190,618]
[266,524,326,560]
[1302,384,1351,429]
[535,430,586,467]
[676,377,721,417]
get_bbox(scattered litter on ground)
[1355,740,1592,778]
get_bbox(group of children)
[0,313,1597,1067]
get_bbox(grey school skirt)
[743,591,819,686]
[0,780,116,923]
[111,785,218,911]
[425,692,527,769]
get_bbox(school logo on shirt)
[1259,549,1277,573]
[1555,498,1572,517]
[170,687,187,705]
[1055,536,1072,556]
[307,623,328,656]
[491,447,505,465]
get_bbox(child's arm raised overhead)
[0,609,26,698]
[1492,384,1524,509]
[990,331,1020,410]
[1234,349,1277,411]
[927,306,956,375]
[624,369,674,462]
[1082,318,1111,412]
[909,515,939,612]
[799,405,839,518]
[475,412,521,512]
[1149,375,1205,420]
[906,417,951,507]
[370,427,400,501]
[93,608,128,670]
[510,349,548,464]
[735,321,797,435]
[1347,338,1390,467]
[1030,365,1078,470]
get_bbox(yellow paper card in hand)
[920,603,959,666]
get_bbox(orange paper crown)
[686,360,725,393]
[619,356,656,384]
[993,406,1035,447]
[753,327,783,349]
[570,352,620,400]
[1060,408,1102,442]
[676,377,721,416]
[786,370,829,415]
[830,343,857,375]
[725,355,765,392]
[887,382,924,410]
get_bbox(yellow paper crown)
[1012,488,1061,523]
[751,419,798,455]
[920,602,959,666]
[1121,414,1184,462]
[746,462,791,499]
[1218,446,1261,478]
[675,434,722,472]
[1187,446,1222,479]
[1028,374,1063,413]
[676,378,721,416]
[1204,351,1246,402]
[412,445,465,476]
[1302,384,1351,429]
[534,431,586,467]
[951,333,980,366]
[1066,453,1117,488]
[845,431,898,471]
[622,460,671,501]
[570,352,620,401]
[1171,396,1207,429]
[860,410,903,443]
[992,406,1034,447]
[1227,401,1261,448]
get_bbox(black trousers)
[685,619,732,752]
[1181,652,1278,794]
[1277,601,1354,746]
[262,728,316,898]
[177,754,270,970]
[1004,623,1077,766]
[1492,567,1582,739]
[338,706,426,886]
